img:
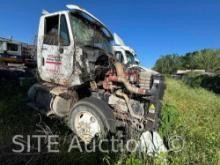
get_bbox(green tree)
[154,49,220,74]
[181,51,199,69]
[154,54,183,74]
[194,49,220,72]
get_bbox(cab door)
[39,13,73,85]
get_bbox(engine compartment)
[91,59,163,133]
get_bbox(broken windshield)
[70,13,112,53]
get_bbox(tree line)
[153,49,220,74]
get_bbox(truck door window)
[0,41,3,53]
[60,15,70,46]
[115,52,124,63]
[44,15,59,45]
[7,43,18,52]
[126,51,135,65]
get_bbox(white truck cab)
[112,33,158,75]
[37,5,113,86]
[112,33,136,65]
[0,38,22,57]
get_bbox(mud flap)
[145,75,165,130]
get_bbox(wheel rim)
[74,107,101,143]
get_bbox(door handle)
[42,47,48,50]
[59,47,64,54]
[42,57,45,66]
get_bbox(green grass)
[0,80,114,165]
[0,78,220,164]
[159,78,220,164]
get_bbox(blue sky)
[0,0,219,67]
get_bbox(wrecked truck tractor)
[27,4,165,146]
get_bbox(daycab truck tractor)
[28,5,166,153]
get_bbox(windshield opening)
[70,13,112,53]
[126,51,135,65]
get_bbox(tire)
[68,97,116,143]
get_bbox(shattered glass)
[70,14,112,53]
